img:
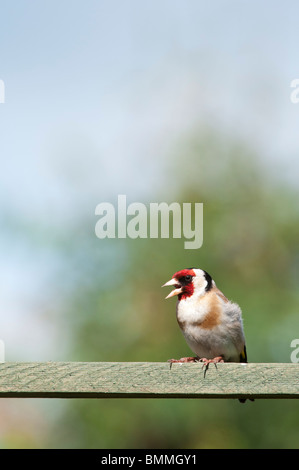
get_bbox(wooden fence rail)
[0,362,298,400]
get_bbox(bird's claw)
[168,357,199,369]
[167,355,224,375]
[199,356,224,378]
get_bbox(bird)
[162,268,252,402]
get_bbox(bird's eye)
[185,275,192,282]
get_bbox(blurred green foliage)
[3,129,299,449]
[42,130,299,449]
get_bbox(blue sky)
[1,1,299,205]
[0,0,299,359]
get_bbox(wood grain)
[0,362,298,399]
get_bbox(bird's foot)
[199,356,224,378]
[168,356,199,369]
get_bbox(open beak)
[161,278,182,299]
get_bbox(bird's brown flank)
[177,287,227,331]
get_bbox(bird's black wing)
[239,344,248,363]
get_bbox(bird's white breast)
[176,291,245,361]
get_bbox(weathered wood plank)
[0,362,297,399]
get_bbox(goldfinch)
[162,268,248,369]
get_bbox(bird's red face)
[162,268,196,301]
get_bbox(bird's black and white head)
[162,268,214,301]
